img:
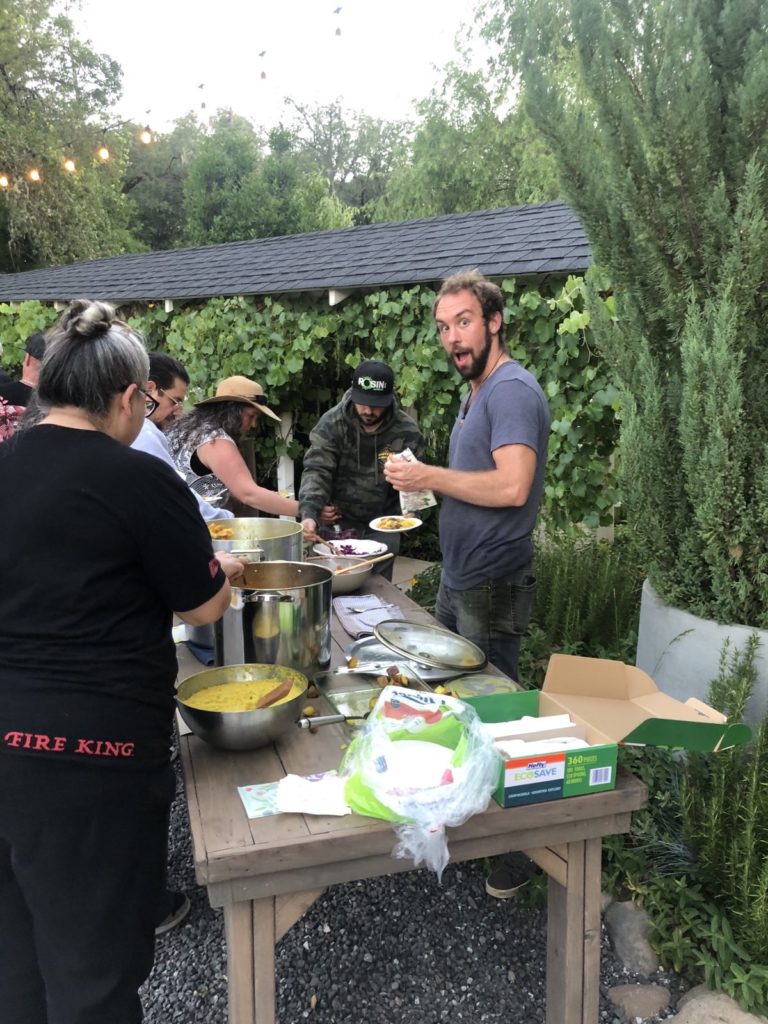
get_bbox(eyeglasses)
[137,386,158,418]
[158,387,185,410]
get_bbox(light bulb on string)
[140,125,153,145]
[0,174,9,189]
[97,143,110,161]
[27,168,41,183]
[63,158,76,173]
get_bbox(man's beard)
[356,408,386,428]
[452,326,494,381]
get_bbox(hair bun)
[62,299,115,339]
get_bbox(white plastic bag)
[339,686,500,878]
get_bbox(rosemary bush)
[606,638,768,1013]
[407,529,644,688]
[502,0,768,626]
[517,529,644,688]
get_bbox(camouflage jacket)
[298,390,425,528]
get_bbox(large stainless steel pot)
[214,561,333,675]
[189,519,304,648]
[210,517,303,560]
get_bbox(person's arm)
[384,443,537,508]
[175,551,243,623]
[196,437,299,517]
[175,578,231,626]
[132,453,236,623]
[298,417,340,523]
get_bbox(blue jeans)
[435,565,537,682]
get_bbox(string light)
[1,121,154,191]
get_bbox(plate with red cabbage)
[313,539,388,558]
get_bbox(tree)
[375,63,560,221]
[489,0,768,626]
[122,114,205,251]
[182,112,263,246]
[0,0,138,269]
[183,115,351,245]
[286,99,410,222]
[250,125,352,237]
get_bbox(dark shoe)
[155,891,191,936]
[485,852,534,899]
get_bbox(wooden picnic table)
[177,575,647,1024]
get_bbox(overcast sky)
[74,0,483,132]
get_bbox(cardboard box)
[465,653,752,808]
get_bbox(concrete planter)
[635,579,768,729]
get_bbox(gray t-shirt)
[439,361,550,589]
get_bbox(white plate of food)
[312,539,388,558]
[368,515,423,533]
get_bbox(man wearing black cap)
[0,332,46,440]
[0,331,45,408]
[299,359,425,578]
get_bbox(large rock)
[604,900,660,975]
[608,983,670,1021]
[674,985,765,1023]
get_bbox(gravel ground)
[141,763,683,1023]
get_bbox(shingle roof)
[0,200,591,304]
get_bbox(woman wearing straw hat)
[166,375,299,517]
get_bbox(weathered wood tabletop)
[177,575,647,1024]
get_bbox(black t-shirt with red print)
[0,425,225,769]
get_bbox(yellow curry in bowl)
[181,678,301,712]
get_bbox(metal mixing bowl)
[308,555,373,594]
[176,663,308,751]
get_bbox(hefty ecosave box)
[464,653,752,809]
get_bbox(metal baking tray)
[316,671,430,723]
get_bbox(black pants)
[0,754,175,1024]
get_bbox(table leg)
[224,901,257,1023]
[221,889,326,1024]
[253,898,277,1024]
[545,837,602,1024]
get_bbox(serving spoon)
[333,552,394,575]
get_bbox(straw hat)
[195,376,281,422]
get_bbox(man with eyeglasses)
[132,353,234,524]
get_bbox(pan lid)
[373,619,487,673]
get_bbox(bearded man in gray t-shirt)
[384,270,550,683]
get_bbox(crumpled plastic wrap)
[339,685,500,878]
